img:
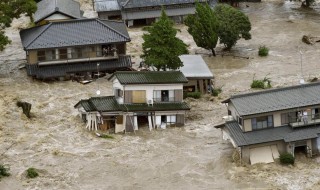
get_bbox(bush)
[279,153,295,165]
[0,164,10,178]
[26,168,39,178]
[251,76,272,89]
[186,91,201,99]
[211,87,222,97]
[258,46,269,56]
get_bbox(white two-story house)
[75,71,190,133]
[216,82,320,164]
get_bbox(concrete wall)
[27,51,38,64]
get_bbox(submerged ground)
[1,1,320,189]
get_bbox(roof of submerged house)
[75,96,190,112]
[179,55,214,79]
[34,0,82,23]
[109,71,188,84]
[94,0,121,12]
[222,82,320,116]
[220,121,320,147]
[20,18,130,50]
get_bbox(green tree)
[141,9,188,71]
[214,4,251,50]
[0,0,37,51]
[185,2,219,56]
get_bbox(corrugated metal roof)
[179,55,214,79]
[94,0,121,12]
[20,18,130,50]
[25,55,132,79]
[223,121,320,147]
[75,97,190,112]
[34,0,81,23]
[224,82,320,116]
[109,71,188,84]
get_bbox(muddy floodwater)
[1,1,320,189]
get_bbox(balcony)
[289,114,320,128]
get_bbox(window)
[71,48,83,59]
[37,50,46,61]
[252,115,273,130]
[281,112,298,125]
[115,89,123,97]
[228,110,232,116]
[238,117,243,126]
[45,49,56,61]
[153,90,174,102]
[59,49,68,59]
[132,90,146,103]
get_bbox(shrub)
[279,153,295,165]
[258,45,269,56]
[186,91,201,99]
[100,134,114,139]
[26,168,39,178]
[258,46,269,56]
[0,164,10,178]
[211,87,222,97]
[251,75,272,89]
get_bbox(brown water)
[0,1,320,190]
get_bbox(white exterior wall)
[45,13,72,21]
[112,78,183,104]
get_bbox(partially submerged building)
[75,71,190,133]
[34,0,82,25]
[179,55,214,94]
[19,18,131,79]
[216,82,320,164]
[94,0,216,26]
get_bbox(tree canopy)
[185,2,219,56]
[214,4,251,50]
[0,0,37,51]
[141,9,188,71]
[185,3,251,54]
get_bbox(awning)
[249,145,279,165]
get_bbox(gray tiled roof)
[223,82,320,116]
[109,71,188,84]
[25,55,132,79]
[20,18,130,50]
[179,55,214,79]
[223,121,320,147]
[34,0,81,23]
[75,97,190,112]
[94,0,121,12]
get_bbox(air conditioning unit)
[147,99,153,106]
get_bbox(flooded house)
[94,0,216,27]
[179,55,214,94]
[216,82,320,164]
[74,71,190,133]
[34,0,82,25]
[19,18,131,80]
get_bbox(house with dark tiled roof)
[75,71,190,133]
[19,18,131,79]
[35,0,82,25]
[216,82,320,164]
[94,0,217,26]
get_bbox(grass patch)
[258,45,269,56]
[100,134,114,139]
[0,164,10,178]
[26,168,39,178]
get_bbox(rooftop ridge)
[230,81,320,100]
